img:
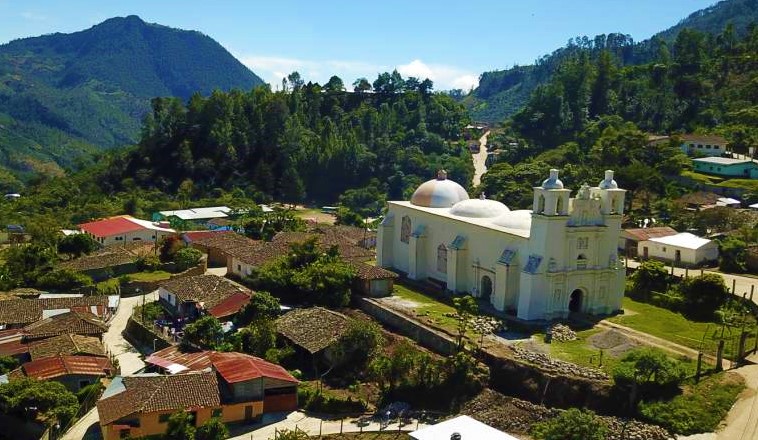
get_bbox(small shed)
[410,415,519,440]
[276,307,350,371]
[619,227,678,257]
[352,263,398,297]
[637,232,719,267]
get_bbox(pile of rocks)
[550,323,578,342]
[603,417,673,440]
[512,346,609,381]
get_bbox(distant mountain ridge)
[0,15,264,185]
[465,0,758,123]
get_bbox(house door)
[643,247,648,259]
[480,276,493,301]
[244,405,254,420]
[675,250,681,263]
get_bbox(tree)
[612,348,687,388]
[36,268,93,290]
[165,410,196,440]
[352,77,371,93]
[0,378,79,427]
[0,356,18,375]
[324,75,345,92]
[337,319,385,368]
[175,247,203,271]
[453,295,478,350]
[235,319,277,357]
[160,236,184,262]
[183,316,224,349]
[57,233,98,258]
[195,417,229,440]
[679,273,730,320]
[234,291,281,326]
[532,408,608,440]
[629,260,669,299]
[719,236,747,273]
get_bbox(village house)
[692,157,758,178]
[637,232,719,267]
[9,354,113,392]
[676,191,722,211]
[23,311,108,342]
[58,241,157,281]
[97,353,298,440]
[378,169,626,320]
[351,263,398,297]
[28,334,106,361]
[276,307,350,371]
[679,134,729,157]
[79,215,176,246]
[0,296,113,329]
[154,206,233,230]
[619,227,678,258]
[158,274,251,321]
[183,230,258,267]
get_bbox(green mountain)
[0,15,264,184]
[465,0,758,123]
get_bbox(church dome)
[491,210,533,230]
[598,170,618,189]
[542,169,564,190]
[450,198,509,218]
[410,170,470,208]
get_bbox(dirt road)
[472,131,490,187]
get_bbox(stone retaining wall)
[123,316,172,353]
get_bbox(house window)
[237,264,241,271]
[400,216,411,244]
[212,408,222,418]
[120,429,130,439]
[437,244,447,274]
[159,414,171,423]
[576,254,588,270]
[706,145,711,149]
[662,247,667,252]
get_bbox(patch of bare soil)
[588,329,639,358]
[376,296,421,312]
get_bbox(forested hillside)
[98,72,473,204]
[465,0,758,123]
[0,15,264,183]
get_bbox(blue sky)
[0,0,716,90]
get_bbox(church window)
[538,195,545,213]
[437,244,448,274]
[556,196,563,214]
[576,254,588,270]
[400,216,411,244]
[577,237,588,250]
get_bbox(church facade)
[376,169,626,321]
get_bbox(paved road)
[61,291,157,440]
[626,259,758,304]
[472,130,490,187]
[227,411,431,440]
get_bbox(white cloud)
[20,11,47,21]
[237,54,479,91]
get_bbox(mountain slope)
[465,0,758,123]
[0,15,264,184]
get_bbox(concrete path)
[227,411,430,440]
[626,260,758,304]
[61,291,157,440]
[472,130,490,187]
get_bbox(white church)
[376,169,626,321]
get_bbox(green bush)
[135,254,161,272]
[175,247,203,271]
[36,268,93,290]
[297,386,367,414]
[532,408,608,440]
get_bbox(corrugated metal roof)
[21,355,112,380]
[80,216,174,238]
[207,292,251,319]
[648,232,713,250]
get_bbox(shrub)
[175,247,203,271]
[532,408,608,440]
[36,268,93,290]
[159,236,183,262]
[679,273,729,320]
[135,254,161,271]
[629,260,669,300]
[0,355,19,374]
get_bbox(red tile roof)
[182,230,227,243]
[80,216,144,237]
[21,355,112,380]
[23,311,108,340]
[145,346,298,385]
[207,292,251,319]
[0,329,28,357]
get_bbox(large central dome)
[410,170,469,208]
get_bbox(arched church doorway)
[481,276,493,301]
[569,289,583,313]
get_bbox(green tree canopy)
[532,408,608,440]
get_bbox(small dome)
[491,210,533,230]
[450,198,509,218]
[542,169,564,189]
[598,170,618,189]
[411,171,469,208]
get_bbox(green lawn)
[127,270,172,282]
[392,284,459,333]
[609,297,755,359]
[529,328,619,374]
[681,170,723,184]
[717,178,758,191]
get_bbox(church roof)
[389,201,532,238]
[450,198,509,218]
[410,171,469,208]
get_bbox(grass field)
[609,297,755,359]
[127,270,172,282]
[681,170,724,184]
[391,283,459,333]
[717,178,758,191]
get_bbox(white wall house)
[79,216,176,247]
[377,169,626,321]
[637,232,719,267]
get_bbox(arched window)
[400,215,411,244]
[538,195,546,213]
[437,244,448,273]
[556,196,563,215]
[576,254,588,270]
